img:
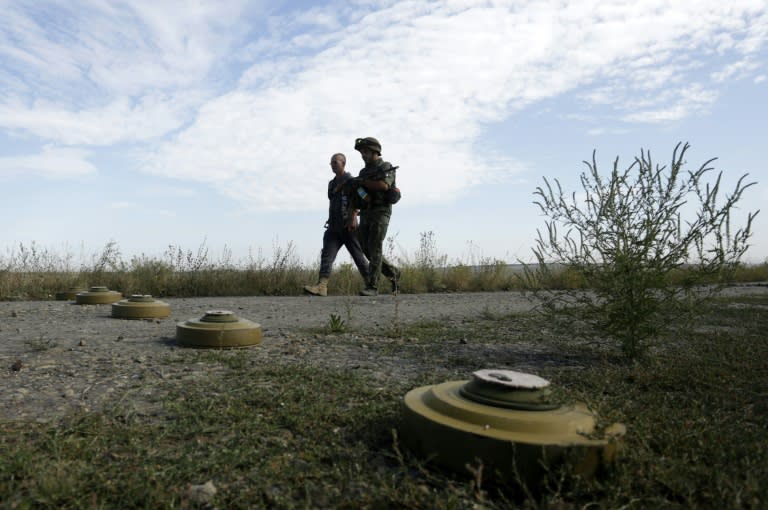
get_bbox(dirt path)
[2,286,765,423]
[0,292,539,423]
[0,291,538,355]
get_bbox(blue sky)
[1,0,766,268]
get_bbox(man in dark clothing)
[349,137,400,296]
[304,153,369,296]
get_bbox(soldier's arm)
[360,178,389,191]
[338,177,362,193]
[360,167,396,191]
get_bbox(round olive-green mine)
[176,310,262,348]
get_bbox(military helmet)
[354,137,382,154]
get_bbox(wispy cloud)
[109,200,177,217]
[622,84,720,123]
[0,145,95,178]
[0,93,202,145]
[0,0,255,141]
[146,1,767,209]
[712,58,761,83]
[1,0,766,211]
[587,127,629,136]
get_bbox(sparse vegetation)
[526,142,759,357]
[327,313,347,333]
[1,294,766,508]
[2,231,766,302]
[23,334,57,352]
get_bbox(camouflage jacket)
[357,160,396,210]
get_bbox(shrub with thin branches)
[525,142,759,357]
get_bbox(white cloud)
[0,93,202,145]
[0,145,96,179]
[0,0,258,142]
[139,185,199,199]
[712,58,761,82]
[587,127,629,136]
[109,200,177,217]
[1,0,766,211]
[622,84,719,123]
[1,1,253,95]
[145,0,767,210]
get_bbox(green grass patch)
[0,364,483,509]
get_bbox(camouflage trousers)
[358,208,399,289]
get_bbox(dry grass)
[3,239,765,300]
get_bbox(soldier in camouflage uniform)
[349,137,400,296]
[304,153,369,297]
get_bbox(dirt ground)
[2,286,765,423]
[0,291,542,423]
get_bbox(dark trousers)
[319,228,369,280]
[358,209,399,289]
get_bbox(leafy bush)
[525,142,759,357]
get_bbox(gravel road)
[0,291,538,356]
[2,286,765,423]
[0,291,539,423]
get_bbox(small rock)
[78,339,86,346]
[11,360,23,371]
[184,480,217,504]
[11,311,18,317]
[62,388,76,398]
[116,335,124,341]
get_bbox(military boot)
[304,278,329,297]
[359,286,378,297]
